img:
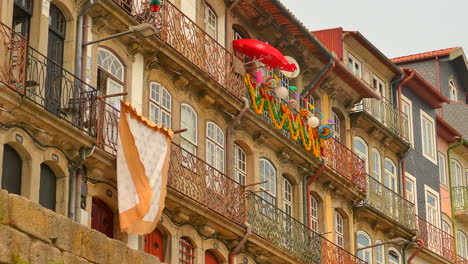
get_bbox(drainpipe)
[228,223,252,264]
[74,0,95,79]
[305,164,326,227]
[407,239,425,264]
[447,137,468,254]
[226,97,249,180]
[302,58,335,99]
[225,0,242,52]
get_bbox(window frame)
[234,144,246,185]
[310,195,319,232]
[179,237,195,264]
[356,231,372,264]
[452,159,463,187]
[388,248,402,264]
[438,152,447,186]
[372,74,386,98]
[420,110,437,164]
[424,185,441,228]
[401,94,414,146]
[449,78,458,101]
[149,82,172,128]
[354,137,369,173]
[456,230,468,259]
[204,4,217,40]
[375,239,384,264]
[405,172,418,215]
[384,158,398,192]
[332,111,342,142]
[206,121,225,173]
[283,177,293,216]
[335,211,344,248]
[442,220,451,235]
[371,148,382,182]
[347,53,362,77]
[259,158,277,206]
[180,104,198,155]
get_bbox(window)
[149,82,171,128]
[401,95,413,145]
[347,53,361,77]
[13,0,33,37]
[449,79,458,101]
[388,248,401,264]
[384,158,398,192]
[310,195,319,232]
[356,231,372,264]
[206,122,224,172]
[333,111,342,142]
[438,153,447,185]
[39,163,56,211]
[179,237,195,264]
[373,75,386,98]
[1,144,22,195]
[283,178,293,216]
[259,159,277,206]
[371,149,382,182]
[354,137,368,173]
[452,159,463,187]
[420,110,436,163]
[406,173,418,214]
[180,104,198,155]
[233,29,243,41]
[335,211,344,248]
[442,220,451,235]
[205,5,217,40]
[457,231,468,259]
[234,144,246,185]
[97,48,124,108]
[425,187,440,228]
[375,240,384,264]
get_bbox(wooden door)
[144,229,164,261]
[1,144,22,195]
[91,197,114,238]
[205,251,219,264]
[39,163,56,211]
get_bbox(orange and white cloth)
[117,101,173,234]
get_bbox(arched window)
[259,158,277,206]
[91,197,114,238]
[149,82,171,128]
[180,104,198,155]
[310,195,319,232]
[204,4,217,40]
[375,239,384,264]
[234,144,246,185]
[332,111,343,143]
[283,177,293,216]
[206,122,224,172]
[179,237,195,264]
[356,231,372,264]
[354,137,368,172]
[452,159,463,187]
[335,211,344,248]
[371,149,382,182]
[457,231,468,259]
[449,79,457,101]
[145,228,165,261]
[39,163,56,211]
[1,144,22,195]
[384,158,398,192]
[442,220,451,235]
[12,0,33,37]
[388,248,401,264]
[97,48,124,107]
[205,251,220,264]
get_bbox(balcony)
[358,175,416,231]
[352,98,409,141]
[322,137,367,192]
[458,256,468,264]
[109,0,245,99]
[0,22,97,135]
[417,216,455,262]
[453,186,468,213]
[247,192,366,264]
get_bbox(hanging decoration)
[149,0,161,12]
[318,125,333,139]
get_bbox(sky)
[280,0,468,59]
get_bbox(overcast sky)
[280,0,467,59]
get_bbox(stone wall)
[0,190,160,264]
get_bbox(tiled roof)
[391,47,461,64]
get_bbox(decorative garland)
[244,73,333,158]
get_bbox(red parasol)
[233,39,297,72]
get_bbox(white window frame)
[420,110,437,164]
[206,121,224,173]
[457,230,468,259]
[452,159,463,187]
[233,29,243,41]
[449,78,458,101]
[259,158,277,206]
[354,137,369,173]
[310,195,319,232]
[401,95,414,146]
[204,4,217,40]
[442,220,451,235]
[149,82,172,128]
[371,148,382,182]
[424,185,441,228]
[438,152,447,185]
[375,239,384,264]
[180,104,198,155]
[335,211,344,248]
[372,74,386,98]
[234,144,246,185]
[347,53,362,77]
[405,172,418,215]
[356,231,372,264]
[333,111,341,142]
[388,248,402,264]
[283,177,293,216]
[384,158,398,192]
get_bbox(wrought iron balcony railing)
[453,186,468,212]
[0,22,98,135]
[458,256,468,264]
[247,192,366,264]
[352,98,409,141]
[417,216,455,262]
[359,175,416,230]
[322,137,367,192]
[110,0,245,99]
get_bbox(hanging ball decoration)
[318,125,333,139]
[307,116,320,128]
[287,99,298,109]
[265,76,277,89]
[150,0,161,12]
[275,86,289,99]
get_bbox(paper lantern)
[150,0,161,12]
[287,99,298,109]
[275,86,289,99]
[307,116,320,128]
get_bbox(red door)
[91,197,114,238]
[205,251,219,264]
[145,229,164,261]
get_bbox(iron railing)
[247,192,366,264]
[322,137,367,192]
[110,0,245,99]
[0,22,27,92]
[359,175,416,230]
[417,216,455,262]
[169,143,247,225]
[95,99,119,154]
[353,98,409,141]
[458,256,468,264]
[453,186,468,212]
